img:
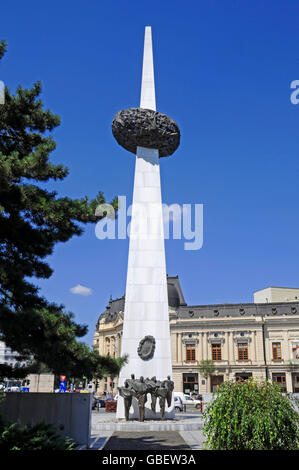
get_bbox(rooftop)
[98,276,299,324]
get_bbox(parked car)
[174,392,202,409]
[5,386,20,392]
[92,397,105,410]
[192,394,202,401]
[174,395,183,412]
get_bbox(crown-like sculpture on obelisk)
[113,26,180,419]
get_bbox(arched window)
[110,337,115,358]
[105,338,110,356]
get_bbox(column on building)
[284,330,293,393]
[170,330,176,363]
[224,331,229,362]
[205,332,209,360]
[253,330,258,364]
[229,332,235,364]
[197,333,201,362]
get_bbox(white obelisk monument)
[116,26,175,419]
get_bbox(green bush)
[0,420,76,450]
[202,378,299,450]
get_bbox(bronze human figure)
[157,384,168,420]
[137,393,146,421]
[119,375,173,421]
[124,373,136,389]
[145,376,160,413]
[163,375,174,407]
[118,382,134,421]
[130,376,149,421]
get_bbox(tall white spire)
[140,26,156,111]
[116,26,174,420]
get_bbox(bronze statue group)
[118,375,174,421]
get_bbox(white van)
[174,392,201,409]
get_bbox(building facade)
[254,286,299,304]
[93,276,299,395]
[0,341,28,368]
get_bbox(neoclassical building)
[93,276,299,395]
[0,341,28,368]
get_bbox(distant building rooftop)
[254,286,299,304]
[97,277,299,325]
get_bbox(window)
[292,343,299,360]
[292,374,299,393]
[110,337,116,358]
[184,395,193,401]
[186,343,196,362]
[236,373,252,381]
[272,373,286,392]
[110,337,115,358]
[211,343,222,361]
[105,338,110,356]
[183,373,198,393]
[238,343,248,361]
[272,342,282,360]
[211,375,224,393]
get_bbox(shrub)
[0,421,76,451]
[202,378,299,450]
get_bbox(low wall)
[285,393,299,414]
[202,393,214,403]
[0,392,91,446]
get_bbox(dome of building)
[167,276,186,308]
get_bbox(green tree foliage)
[0,420,76,450]
[0,42,6,61]
[198,360,215,380]
[0,40,123,380]
[202,378,299,450]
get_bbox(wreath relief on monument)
[137,335,156,361]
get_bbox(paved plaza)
[103,431,190,450]
[84,410,205,450]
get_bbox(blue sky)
[1,0,299,345]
